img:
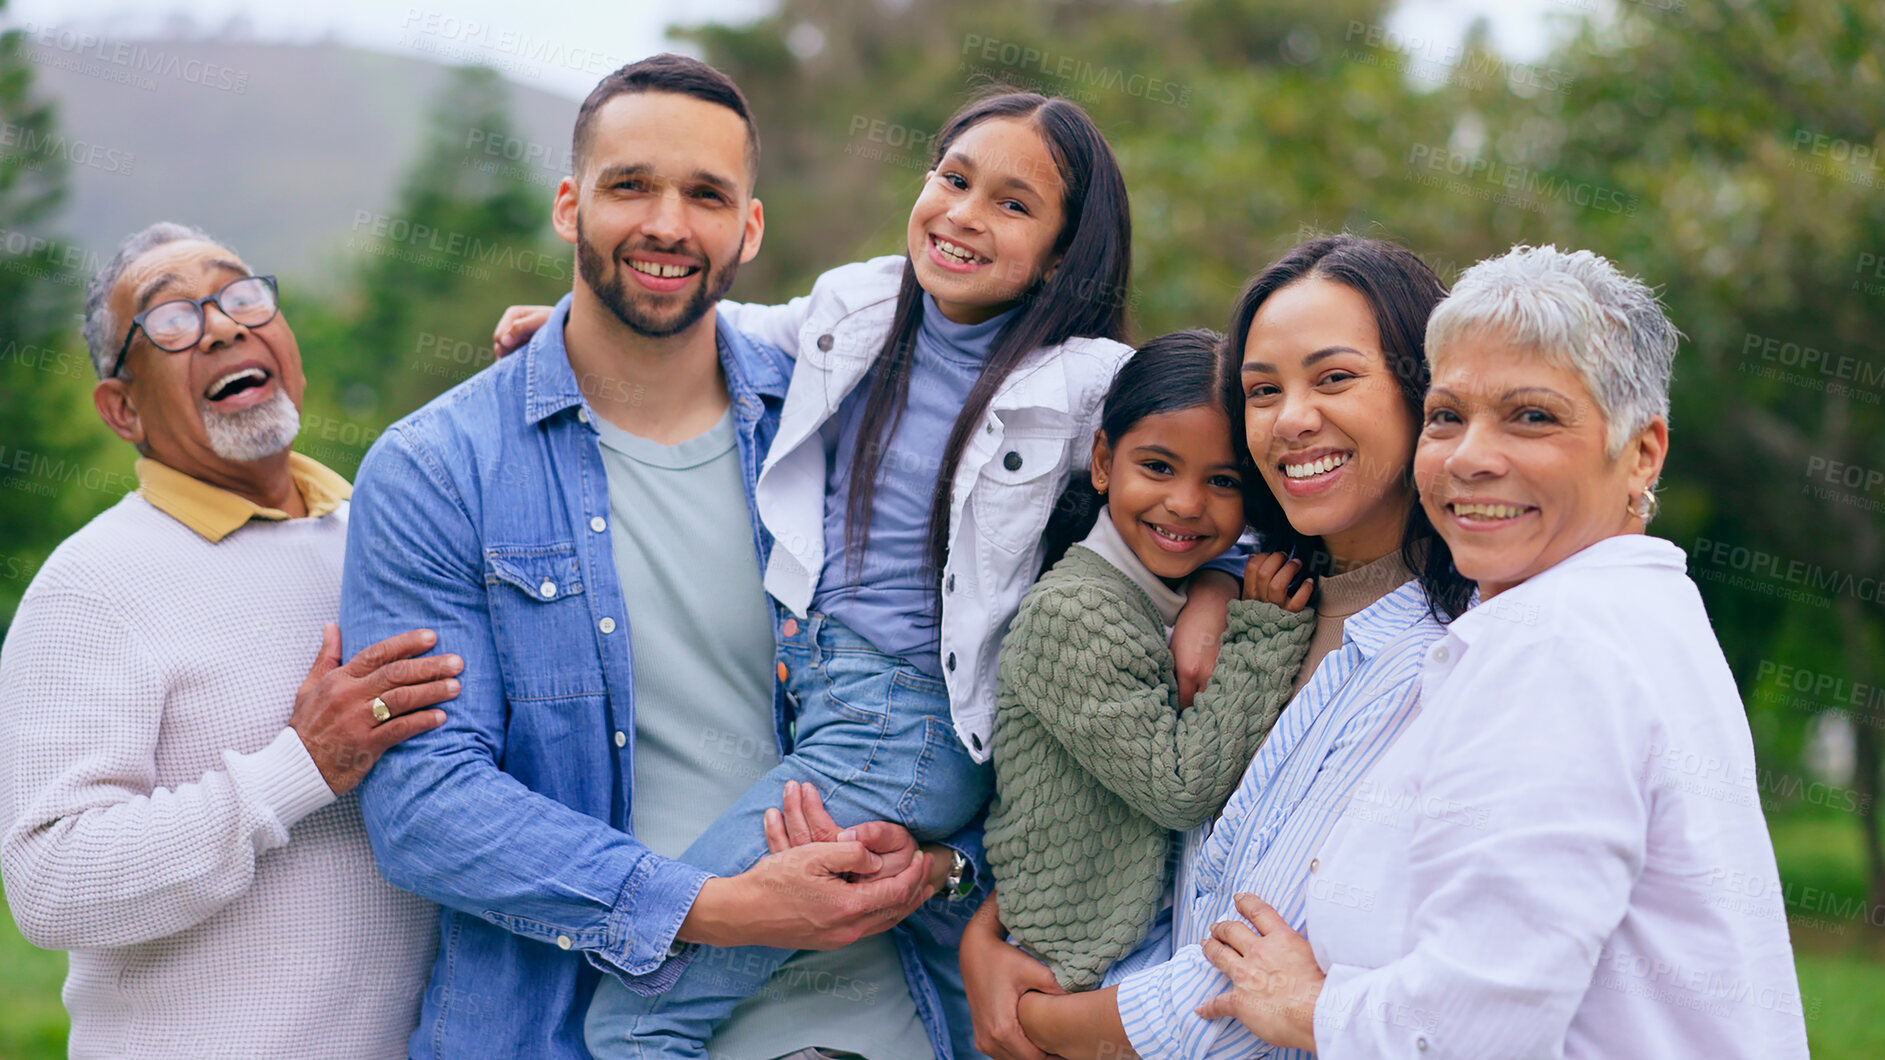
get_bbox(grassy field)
[2,809,1880,1058]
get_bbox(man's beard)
[200,388,300,463]
[575,214,742,338]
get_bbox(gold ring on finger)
[369,696,391,725]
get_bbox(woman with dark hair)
[963,234,1474,1060]
[1187,246,1807,1058]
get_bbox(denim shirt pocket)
[971,434,1068,553]
[485,542,607,702]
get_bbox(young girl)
[985,329,1313,992]
[505,93,1242,1059]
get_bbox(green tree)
[0,0,122,634]
[293,64,569,476]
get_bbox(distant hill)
[18,37,578,289]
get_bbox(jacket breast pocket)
[485,543,605,701]
[971,435,1067,553]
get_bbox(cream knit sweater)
[0,493,436,1059]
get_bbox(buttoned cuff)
[1115,959,1191,1060]
[225,727,338,844]
[597,857,713,993]
[1313,962,1370,1056]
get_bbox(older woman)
[1196,245,1810,1057]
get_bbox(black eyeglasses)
[110,274,280,379]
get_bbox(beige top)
[1291,551,1419,694]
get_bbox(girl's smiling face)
[1240,278,1419,568]
[906,117,1067,324]
[1091,404,1248,582]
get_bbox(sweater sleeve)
[0,589,336,950]
[1009,584,1311,831]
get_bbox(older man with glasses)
[0,221,462,1058]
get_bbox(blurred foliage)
[684,0,1885,913]
[0,0,1879,950]
[0,0,119,629]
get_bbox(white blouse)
[1306,534,1810,1058]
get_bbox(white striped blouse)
[1115,577,1445,1059]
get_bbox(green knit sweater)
[985,545,1314,990]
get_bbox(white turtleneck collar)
[1074,510,1190,628]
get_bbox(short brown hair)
[571,53,759,188]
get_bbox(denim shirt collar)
[522,294,788,428]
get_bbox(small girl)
[986,329,1314,991]
[498,93,1246,1059]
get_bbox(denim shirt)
[342,296,985,1060]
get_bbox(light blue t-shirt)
[813,293,1017,673]
[592,409,928,1060]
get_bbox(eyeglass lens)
[142,276,278,351]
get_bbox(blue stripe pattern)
[1114,579,1446,1059]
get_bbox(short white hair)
[1426,244,1678,457]
[81,222,235,380]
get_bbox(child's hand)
[1172,569,1236,709]
[1244,552,1313,612]
[492,304,555,358]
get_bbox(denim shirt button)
[614,730,627,748]
[556,935,572,950]
[590,516,607,533]
[539,580,557,599]
[577,408,590,424]
[667,942,686,957]
[599,617,617,634]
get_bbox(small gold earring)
[1629,488,1659,520]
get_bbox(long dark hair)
[1226,234,1474,622]
[841,92,1132,599]
[1039,329,1240,572]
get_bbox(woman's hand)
[1196,893,1323,1051]
[492,304,555,358]
[1172,568,1237,709]
[1243,552,1314,611]
[963,894,1065,1060]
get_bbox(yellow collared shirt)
[135,453,352,543]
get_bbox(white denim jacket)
[721,255,1132,762]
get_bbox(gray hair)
[1426,244,1679,457]
[81,222,237,380]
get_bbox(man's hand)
[763,779,923,885]
[289,623,460,795]
[962,894,1065,1060]
[1196,893,1323,1051]
[1173,568,1236,708]
[679,838,937,951]
[1244,551,1314,611]
[492,304,555,358]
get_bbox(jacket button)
[539,580,557,599]
[817,334,834,351]
[945,574,955,593]
[777,661,790,683]
[783,617,799,637]
[1003,451,1022,471]
[946,652,956,672]
[970,733,982,751]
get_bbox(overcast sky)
[2,0,1573,101]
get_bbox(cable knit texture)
[0,492,437,1059]
[986,545,1313,990]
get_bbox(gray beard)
[200,388,300,463]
